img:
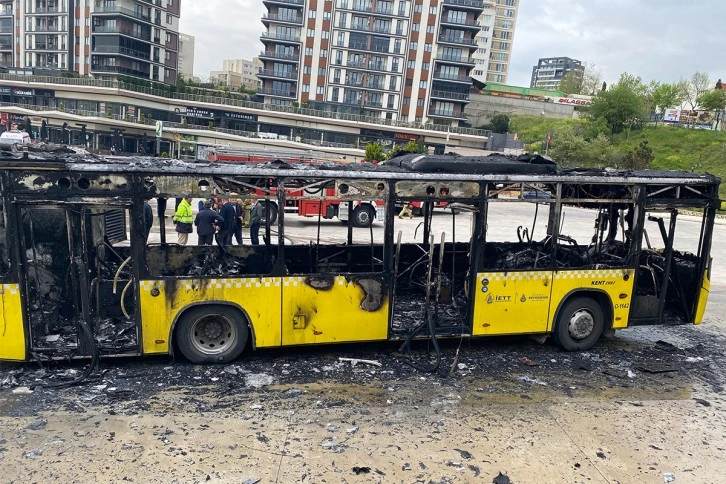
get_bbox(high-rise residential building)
[0,0,181,85]
[530,57,583,90]
[178,32,195,79]
[222,58,263,90]
[471,0,518,84]
[258,0,485,126]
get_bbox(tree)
[547,124,589,166]
[680,71,711,109]
[651,82,686,120]
[696,89,726,130]
[364,142,384,162]
[587,74,648,134]
[622,141,654,170]
[558,63,603,96]
[484,114,510,133]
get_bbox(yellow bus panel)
[549,269,635,330]
[138,278,282,354]
[472,271,554,335]
[694,270,710,325]
[281,276,388,345]
[0,284,26,361]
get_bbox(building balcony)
[259,50,300,62]
[429,90,470,102]
[346,59,365,69]
[432,71,471,83]
[92,26,152,42]
[258,69,298,80]
[363,100,384,109]
[258,87,296,98]
[29,7,61,14]
[428,107,466,120]
[0,8,12,16]
[262,0,304,8]
[260,31,301,44]
[92,45,151,60]
[32,24,62,32]
[439,17,480,30]
[262,13,303,25]
[28,43,65,51]
[90,64,150,78]
[92,7,152,23]
[442,0,485,11]
[0,43,11,51]
[435,54,474,66]
[347,41,389,54]
[437,35,476,47]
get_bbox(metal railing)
[261,31,301,42]
[442,0,485,9]
[438,35,476,46]
[259,50,299,61]
[258,69,298,79]
[94,6,152,22]
[430,90,470,101]
[433,72,471,82]
[0,73,490,136]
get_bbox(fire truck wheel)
[176,305,248,364]
[352,205,374,228]
[553,296,604,351]
[260,202,278,225]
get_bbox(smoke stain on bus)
[353,277,387,312]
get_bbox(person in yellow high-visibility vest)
[172,196,194,245]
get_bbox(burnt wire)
[34,319,100,389]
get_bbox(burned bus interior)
[0,151,719,361]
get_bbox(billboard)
[662,109,714,129]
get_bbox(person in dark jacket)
[195,201,224,245]
[232,197,245,245]
[216,198,238,246]
[249,199,265,246]
[143,199,154,243]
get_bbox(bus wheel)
[177,306,248,364]
[261,202,278,225]
[553,296,604,351]
[352,205,374,228]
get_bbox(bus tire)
[553,296,604,351]
[260,202,278,225]
[176,305,248,364]
[352,205,374,228]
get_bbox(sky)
[180,0,725,88]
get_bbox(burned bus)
[0,151,719,365]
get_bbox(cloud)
[180,0,725,87]
[509,0,725,87]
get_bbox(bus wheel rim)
[190,315,237,355]
[568,309,594,341]
[357,210,370,224]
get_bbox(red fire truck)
[198,146,384,227]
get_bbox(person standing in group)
[249,199,265,246]
[217,198,237,246]
[172,195,194,245]
[233,197,245,245]
[143,199,154,243]
[195,200,224,245]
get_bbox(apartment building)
[471,0,518,85]
[178,32,194,78]
[259,0,485,126]
[0,0,181,85]
[223,58,263,90]
[530,56,583,90]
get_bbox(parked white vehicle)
[0,130,31,144]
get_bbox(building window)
[307,29,315,37]
[332,87,339,102]
[419,80,427,88]
[323,11,331,20]
[417,98,425,107]
[308,10,316,18]
[429,6,437,14]
[302,84,310,92]
[305,47,313,55]
[318,67,326,76]
[424,43,432,52]
[403,96,410,105]
[412,23,419,31]
[303,66,312,74]
[320,49,328,58]
[414,4,422,12]
[166,14,172,24]
[409,42,417,50]
[426,25,434,34]
[407,60,415,69]
[322,31,329,39]
[422,62,429,71]
[316,86,324,94]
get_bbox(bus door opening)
[632,209,707,324]
[20,205,138,357]
[390,181,478,339]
